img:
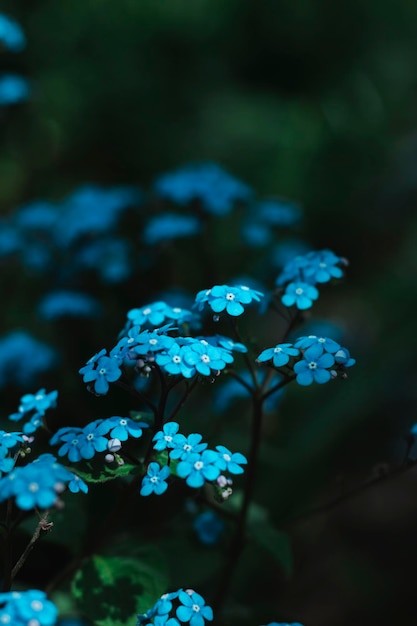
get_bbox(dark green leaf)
[72,463,141,484]
[72,550,169,626]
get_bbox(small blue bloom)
[127,302,172,328]
[76,420,111,460]
[74,238,132,284]
[0,73,30,105]
[67,474,89,494]
[0,13,26,51]
[276,249,345,287]
[153,422,180,451]
[281,281,319,310]
[156,343,196,378]
[195,284,264,317]
[334,347,356,367]
[215,445,247,474]
[256,198,302,227]
[177,450,220,488]
[0,331,57,388]
[38,291,101,320]
[102,416,148,441]
[14,200,58,231]
[176,590,213,626]
[79,353,122,395]
[12,388,58,418]
[169,433,208,460]
[293,344,335,386]
[257,343,300,367]
[51,427,85,462]
[193,510,225,545]
[183,342,232,376]
[140,462,170,496]
[143,213,201,245]
[294,335,341,353]
[154,162,253,215]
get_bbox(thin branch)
[12,511,53,581]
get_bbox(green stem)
[212,391,264,618]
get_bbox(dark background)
[1,1,417,624]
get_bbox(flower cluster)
[0,589,58,626]
[137,588,213,626]
[276,249,347,310]
[9,388,58,434]
[50,416,148,463]
[153,162,253,215]
[194,284,264,317]
[257,335,355,386]
[142,421,247,493]
[124,301,199,331]
[0,454,83,510]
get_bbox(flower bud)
[108,438,122,453]
[105,453,115,463]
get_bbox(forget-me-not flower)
[140,462,170,496]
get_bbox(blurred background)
[1,1,417,624]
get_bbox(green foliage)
[72,549,169,626]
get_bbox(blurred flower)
[0,13,26,52]
[38,290,101,320]
[0,73,30,105]
[193,510,225,545]
[143,213,201,245]
[74,237,132,283]
[0,331,57,388]
[154,162,253,215]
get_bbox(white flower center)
[172,355,181,364]
[150,476,158,484]
[274,347,282,353]
[173,307,181,313]
[87,433,94,441]
[165,435,173,442]
[223,453,231,462]
[192,604,201,613]
[308,362,318,370]
[143,308,152,315]
[183,444,192,452]
[318,338,325,343]
[120,419,127,426]
[201,355,210,363]
[149,339,158,345]
[29,482,39,493]
[194,461,204,470]
[295,288,304,295]
[99,368,107,375]
[226,292,235,301]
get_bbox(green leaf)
[72,550,169,626]
[72,462,141,484]
[249,522,293,578]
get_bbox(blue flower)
[79,353,122,395]
[177,450,220,488]
[127,302,172,328]
[140,462,170,496]
[0,13,26,51]
[74,238,132,284]
[0,589,58,626]
[215,446,247,475]
[143,213,201,245]
[183,342,233,376]
[54,184,141,247]
[193,510,225,545]
[0,331,57,388]
[195,284,264,317]
[281,281,319,310]
[153,422,180,451]
[276,249,346,287]
[154,162,253,215]
[293,344,335,386]
[294,335,341,353]
[257,343,300,367]
[102,416,148,441]
[156,343,196,378]
[169,433,208,461]
[50,427,85,462]
[0,454,73,510]
[128,329,176,358]
[11,388,58,418]
[75,420,111,460]
[334,347,356,368]
[0,431,23,453]
[176,590,213,626]
[67,474,89,494]
[14,200,58,231]
[0,74,30,105]
[256,198,302,227]
[38,291,101,320]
